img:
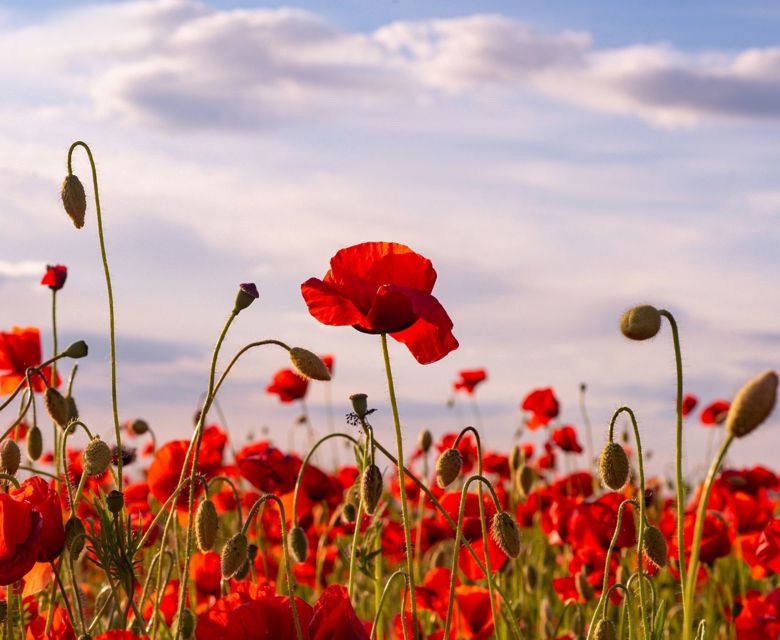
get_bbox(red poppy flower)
[267,369,308,403]
[309,585,370,639]
[24,604,75,640]
[682,393,698,417]
[191,552,222,595]
[733,588,780,639]
[11,476,64,562]
[453,369,488,395]
[301,242,458,364]
[0,492,42,585]
[94,633,150,640]
[550,426,583,454]
[0,327,59,394]
[320,355,334,376]
[41,265,68,291]
[700,400,730,426]
[521,387,559,430]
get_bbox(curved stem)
[348,427,372,599]
[207,476,243,527]
[68,141,122,491]
[370,571,409,640]
[211,339,291,399]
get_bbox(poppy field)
[0,141,778,640]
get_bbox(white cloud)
[0,260,45,278]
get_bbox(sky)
[0,0,778,479]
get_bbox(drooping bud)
[63,340,89,359]
[342,502,357,523]
[349,393,368,420]
[575,568,594,601]
[515,464,535,498]
[221,533,248,579]
[61,174,87,229]
[106,490,124,514]
[289,347,331,381]
[26,425,43,461]
[418,429,433,454]
[361,464,383,514]
[195,499,219,552]
[83,437,111,476]
[491,511,522,559]
[64,517,86,558]
[594,619,618,640]
[435,448,463,488]
[643,525,668,568]
[620,304,662,341]
[129,419,149,436]
[599,442,630,491]
[288,526,308,563]
[726,370,778,439]
[233,282,259,314]
[177,608,196,639]
[45,388,70,427]
[1,440,21,476]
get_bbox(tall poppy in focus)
[266,369,309,403]
[453,369,487,395]
[521,387,559,430]
[300,242,458,364]
[11,476,64,562]
[0,327,59,393]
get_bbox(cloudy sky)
[1,0,778,477]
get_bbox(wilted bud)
[63,340,88,359]
[45,388,70,427]
[515,465,534,498]
[342,502,358,523]
[26,425,43,461]
[435,448,463,488]
[643,525,668,568]
[418,429,433,454]
[177,608,196,639]
[491,511,522,559]
[64,517,86,558]
[1,440,21,476]
[83,438,111,476]
[349,394,368,420]
[233,282,259,314]
[620,304,662,341]
[575,568,594,601]
[726,370,778,439]
[289,347,331,381]
[288,526,308,563]
[129,419,149,436]
[599,442,630,491]
[594,619,618,640]
[196,499,219,552]
[221,532,249,579]
[61,174,86,229]
[361,464,383,515]
[106,490,124,514]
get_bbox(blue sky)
[0,0,778,478]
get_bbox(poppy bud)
[1,440,21,476]
[289,347,331,381]
[64,517,86,558]
[491,511,521,559]
[45,388,70,427]
[525,565,538,591]
[509,445,523,473]
[288,526,308,563]
[61,174,86,229]
[418,429,432,454]
[129,419,149,435]
[515,464,535,498]
[435,448,463,488]
[83,437,111,476]
[599,442,630,491]
[106,490,124,514]
[349,393,368,420]
[594,619,618,640]
[233,282,259,314]
[342,502,358,523]
[0,601,6,625]
[66,396,79,423]
[726,370,778,439]
[247,544,258,561]
[177,608,196,639]
[575,568,594,601]
[234,556,251,580]
[195,499,219,552]
[63,340,88,359]
[361,464,383,514]
[26,425,43,461]
[221,532,248,579]
[643,525,668,568]
[620,304,661,341]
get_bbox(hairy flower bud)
[64,517,86,558]
[435,448,463,488]
[196,499,219,552]
[177,608,196,639]
[418,429,433,454]
[515,464,535,498]
[509,445,523,473]
[63,340,89,359]
[599,442,630,491]
[594,619,618,640]
[106,490,124,514]
[726,370,778,439]
[620,304,662,341]
[289,347,331,381]
[26,425,43,461]
[643,525,668,568]
[342,502,357,523]
[491,511,522,559]
[288,526,308,563]
[129,419,149,436]
[61,174,87,229]
[349,393,368,420]
[83,437,111,476]
[45,388,70,428]
[221,533,248,579]
[1,440,21,476]
[66,396,79,423]
[361,464,383,515]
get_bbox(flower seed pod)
[515,464,535,498]
[575,568,594,601]
[643,525,668,568]
[361,464,383,515]
[620,304,661,341]
[129,419,149,436]
[418,429,433,454]
[83,437,111,476]
[177,608,196,639]
[1,440,21,476]
[106,490,124,514]
[594,619,618,640]
[233,282,259,313]
[349,393,368,420]
[599,442,630,491]
[342,502,358,523]
[26,425,43,461]
[45,388,70,427]
[289,347,331,381]
[63,340,88,359]
[288,526,308,563]
[196,499,219,552]
[64,517,86,558]
[435,448,463,488]
[491,511,522,559]
[61,174,87,229]
[726,370,778,439]
[221,533,248,579]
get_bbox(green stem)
[348,427,372,599]
[207,476,243,527]
[370,571,409,640]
